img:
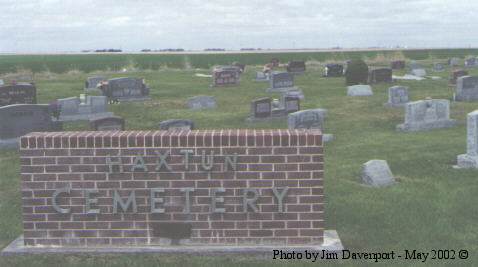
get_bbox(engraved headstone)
[187,96,217,110]
[288,109,327,130]
[433,63,445,72]
[280,96,300,114]
[281,89,304,100]
[159,119,194,131]
[100,77,151,102]
[57,95,114,121]
[390,60,405,70]
[410,68,427,77]
[347,85,373,96]
[0,104,62,149]
[85,76,106,92]
[361,160,395,187]
[324,64,344,77]
[287,61,306,74]
[267,71,296,92]
[396,99,456,132]
[465,57,478,68]
[456,76,478,102]
[456,110,478,168]
[90,116,125,131]
[250,97,272,119]
[385,86,409,107]
[368,68,392,84]
[255,71,269,82]
[448,57,460,66]
[212,66,240,87]
[0,83,37,107]
[449,69,468,85]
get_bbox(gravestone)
[287,61,306,74]
[159,119,195,131]
[280,96,300,114]
[385,86,409,107]
[324,64,344,77]
[281,88,304,100]
[212,66,240,87]
[465,57,478,68]
[90,116,125,131]
[0,83,37,107]
[361,160,395,187]
[266,71,296,92]
[347,85,373,96]
[0,79,3,86]
[456,76,478,102]
[390,60,405,70]
[288,109,327,130]
[449,69,468,85]
[100,77,151,102]
[433,63,445,72]
[456,110,478,168]
[396,99,456,132]
[0,104,62,149]
[187,96,217,110]
[85,76,106,92]
[410,68,427,77]
[249,97,272,119]
[255,71,269,82]
[448,57,460,66]
[368,68,392,84]
[57,95,114,121]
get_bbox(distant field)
[1,48,478,74]
[0,58,478,266]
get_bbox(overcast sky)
[1,0,477,53]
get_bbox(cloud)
[0,0,477,52]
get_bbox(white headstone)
[361,160,395,187]
[410,68,427,77]
[385,86,409,107]
[396,99,456,132]
[347,85,373,96]
[456,110,478,168]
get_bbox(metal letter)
[180,149,194,170]
[272,187,289,213]
[155,150,171,172]
[180,188,195,213]
[150,188,165,213]
[52,187,71,214]
[113,190,137,213]
[243,188,259,213]
[211,188,226,213]
[200,150,214,171]
[131,155,148,172]
[85,189,100,214]
[224,153,238,171]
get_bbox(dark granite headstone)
[286,61,306,74]
[324,64,344,77]
[390,60,405,70]
[267,71,295,92]
[100,77,150,102]
[90,116,125,131]
[251,97,272,119]
[212,66,240,87]
[368,68,392,84]
[159,119,194,131]
[450,69,469,85]
[281,96,300,114]
[0,104,62,148]
[456,76,478,102]
[0,83,37,107]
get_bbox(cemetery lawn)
[1,62,478,266]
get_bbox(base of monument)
[453,154,478,169]
[58,112,115,122]
[266,86,298,93]
[1,230,343,256]
[0,138,19,150]
[396,120,457,132]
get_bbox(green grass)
[1,57,478,266]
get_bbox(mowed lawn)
[1,61,478,266]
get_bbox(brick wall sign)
[19,130,324,247]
